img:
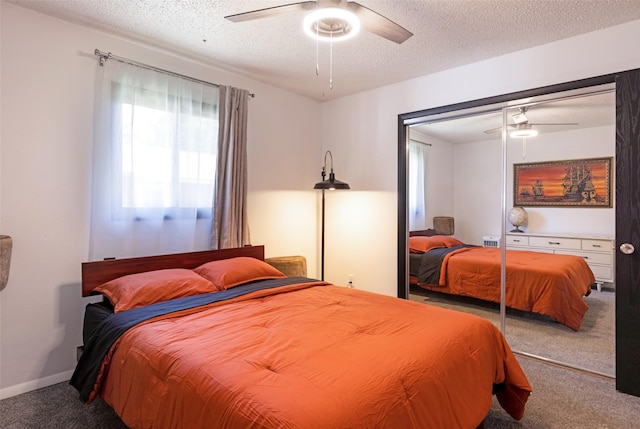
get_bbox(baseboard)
[0,369,74,400]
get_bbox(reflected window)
[409,140,427,229]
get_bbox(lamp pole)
[320,189,325,281]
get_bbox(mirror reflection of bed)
[406,88,616,378]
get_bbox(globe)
[508,207,528,233]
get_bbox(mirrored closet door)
[406,109,504,327]
[503,89,616,377]
[399,80,617,379]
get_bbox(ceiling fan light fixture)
[303,8,360,42]
[510,123,538,138]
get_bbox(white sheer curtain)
[409,140,428,230]
[89,60,219,260]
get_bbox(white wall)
[0,3,321,397]
[320,20,640,298]
[454,137,502,245]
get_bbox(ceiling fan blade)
[527,122,579,126]
[225,1,317,22]
[483,125,515,134]
[347,2,413,44]
[484,121,579,134]
[483,127,501,134]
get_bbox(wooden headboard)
[81,245,265,297]
[409,229,437,237]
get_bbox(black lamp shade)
[314,179,350,190]
[314,172,350,190]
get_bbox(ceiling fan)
[224,0,413,44]
[484,106,579,138]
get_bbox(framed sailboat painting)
[513,157,613,207]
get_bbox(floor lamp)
[313,151,350,281]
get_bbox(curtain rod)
[409,138,432,147]
[94,49,255,98]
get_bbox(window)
[408,140,427,230]
[90,60,219,259]
[116,83,218,218]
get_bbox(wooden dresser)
[505,232,614,291]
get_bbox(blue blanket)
[415,245,476,285]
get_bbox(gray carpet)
[2,356,640,428]
[409,286,615,377]
[0,383,126,429]
[485,356,640,428]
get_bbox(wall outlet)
[348,274,355,288]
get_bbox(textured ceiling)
[7,0,640,101]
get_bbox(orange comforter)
[418,247,595,331]
[97,282,531,428]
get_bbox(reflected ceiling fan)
[484,106,579,138]
[224,0,413,44]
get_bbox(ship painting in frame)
[513,157,613,207]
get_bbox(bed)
[409,235,596,331]
[71,245,531,428]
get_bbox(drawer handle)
[591,244,602,248]
[548,241,561,245]
[513,239,521,242]
[583,256,589,260]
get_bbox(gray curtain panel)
[211,86,251,249]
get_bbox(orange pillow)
[194,257,286,291]
[409,235,463,253]
[95,268,215,313]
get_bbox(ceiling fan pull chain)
[315,20,319,76]
[329,33,333,89]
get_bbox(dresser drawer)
[529,236,581,250]
[556,250,612,265]
[518,247,555,254]
[589,265,613,282]
[506,235,528,246]
[582,239,613,253]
